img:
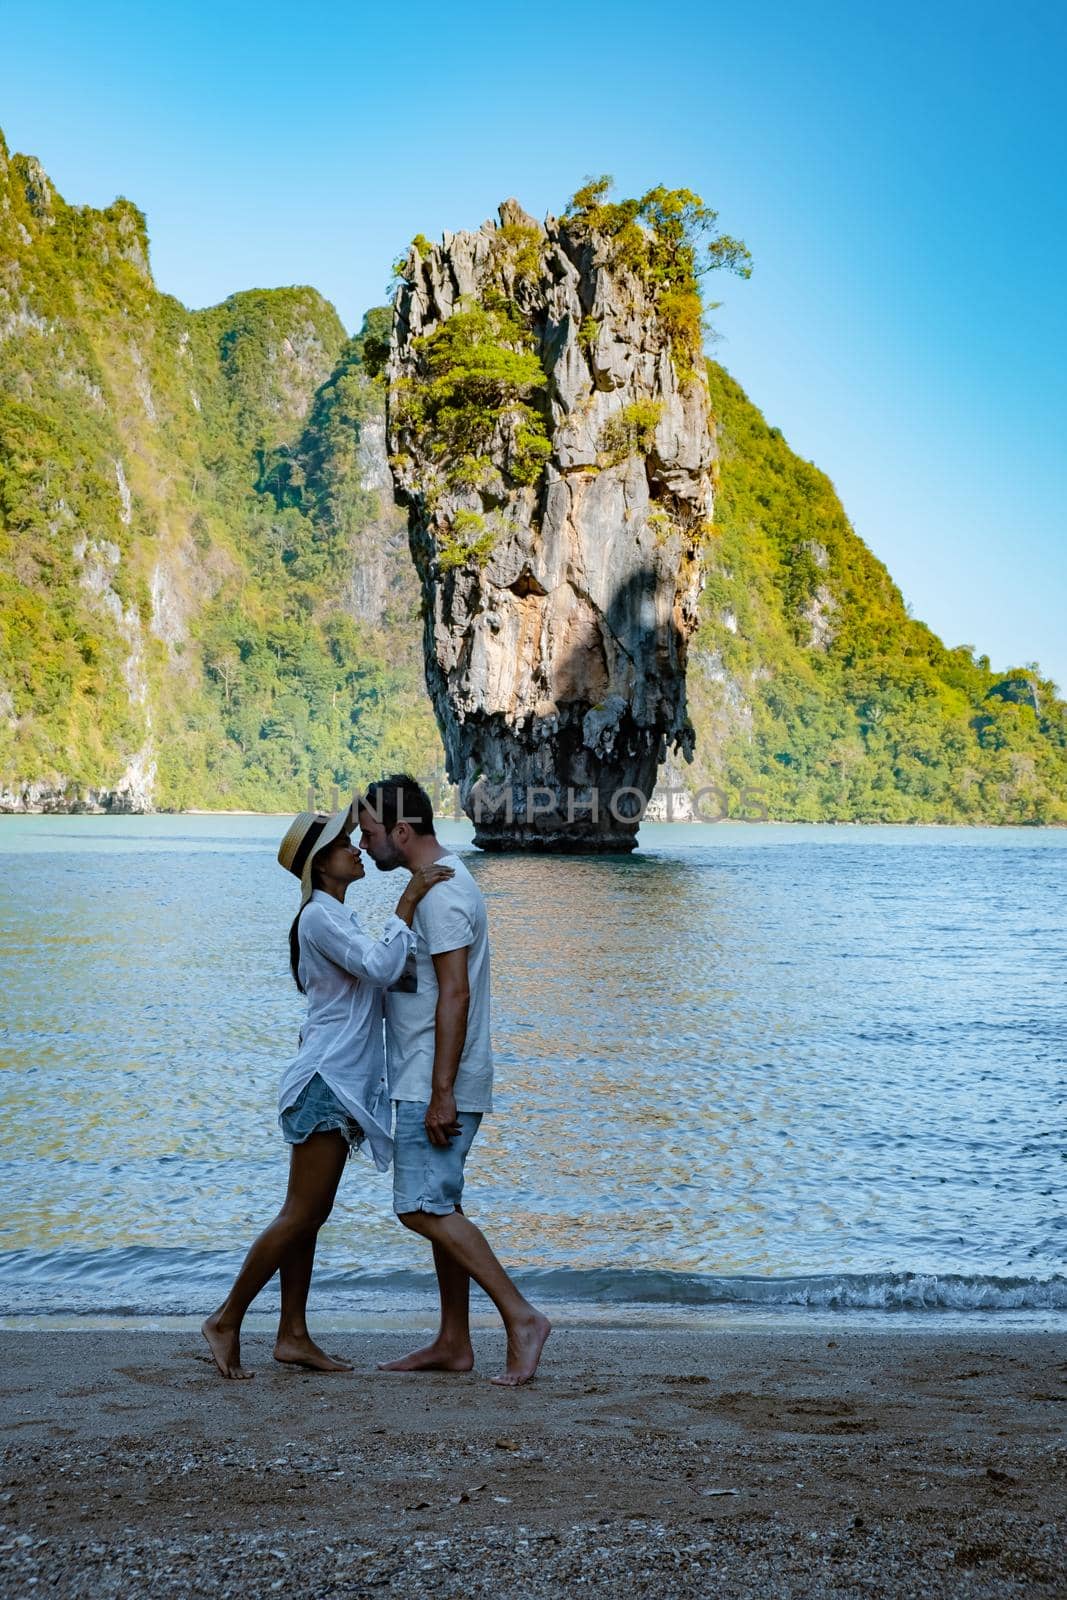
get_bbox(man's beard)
[373,841,405,871]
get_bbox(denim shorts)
[279,1073,365,1153]
[392,1100,483,1216]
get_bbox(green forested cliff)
[1,133,1064,821]
[687,364,1067,822]
[0,133,437,811]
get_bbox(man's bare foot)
[377,1339,475,1373]
[201,1313,252,1379]
[490,1311,551,1387]
[273,1334,353,1372]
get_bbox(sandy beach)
[0,1328,1063,1597]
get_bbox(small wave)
[0,1248,1063,1318]
[516,1267,1067,1313]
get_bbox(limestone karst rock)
[386,199,717,851]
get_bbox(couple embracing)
[202,773,550,1386]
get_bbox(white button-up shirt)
[277,888,415,1170]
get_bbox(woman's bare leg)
[276,1216,353,1372]
[201,1132,347,1378]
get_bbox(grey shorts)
[392,1100,482,1216]
[279,1073,364,1153]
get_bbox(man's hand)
[425,1088,462,1148]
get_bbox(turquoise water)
[0,815,1063,1327]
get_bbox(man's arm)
[424,946,471,1147]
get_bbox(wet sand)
[0,1328,1063,1597]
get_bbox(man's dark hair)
[360,773,435,835]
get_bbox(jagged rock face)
[387,200,715,851]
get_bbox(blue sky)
[3,0,1064,688]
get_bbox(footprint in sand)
[786,1398,857,1417]
[115,1365,186,1386]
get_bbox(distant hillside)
[0,130,438,812]
[686,364,1067,822]
[1,133,1063,820]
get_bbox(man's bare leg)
[378,1221,474,1372]
[276,1232,353,1372]
[201,1132,346,1379]
[388,1209,550,1385]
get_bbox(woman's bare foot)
[377,1338,475,1373]
[490,1311,551,1387]
[273,1334,353,1372]
[201,1313,252,1379]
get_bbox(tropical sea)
[0,814,1063,1331]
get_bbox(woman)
[202,802,453,1379]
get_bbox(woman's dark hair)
[285,818,331,993]
[287,854,330,993]
[288,904,308,994]
[361,772,435,835]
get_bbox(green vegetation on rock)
[388,298,551,568]
[391,301,549,486]
[597,400,664,465]
[437,509,498,571]
[562,175,752,366]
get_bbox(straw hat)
[277,802,355,906]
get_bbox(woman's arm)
[305,865,454,987]
[393,863,456,928]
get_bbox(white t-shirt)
[384,853,493,1112]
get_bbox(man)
[357,773,551,1386]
